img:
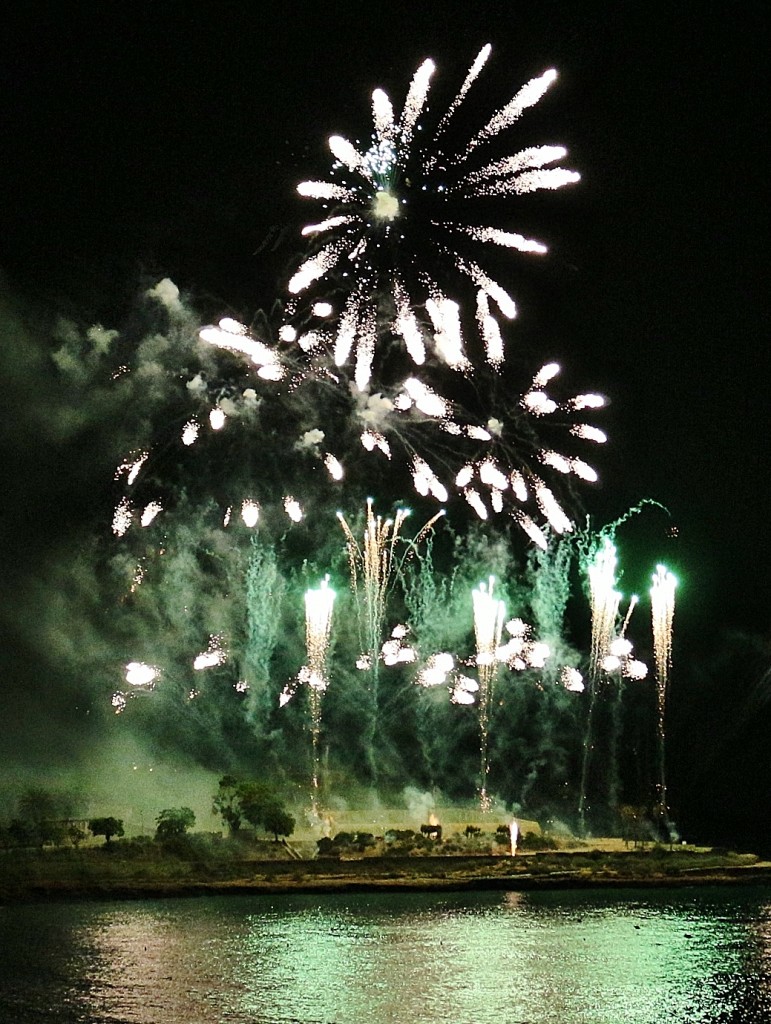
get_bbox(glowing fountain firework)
[338,499,441,780]
[302,576,336,812]
[509,819,519,857]
[578,537,621,832]
[650,564,676,829]
[600,622,648,814]
[472,576,506,810]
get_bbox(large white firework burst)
[284,45,579,387]
[112,49,603,548]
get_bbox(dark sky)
[0,3,768,835]
[2,1,766,629]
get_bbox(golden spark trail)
[338,500,443,781]
[651,564,676,828]
[304,577,335,812]
[578,538,621,833]
[472,576,506,810]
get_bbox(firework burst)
[108,50,601,546]
[195,316,607,543]
[286,46,579,382]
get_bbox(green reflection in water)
[5,886,767,1024]
[225,889,769,1024]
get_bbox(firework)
[578,537,621,832]
[587,539,621,681]
[338,500,442,671]
[338,500,442,781]
[200,313,606,539]
[286,47,579,383]
[472,576,506,809]
[303,577,336,809]
[650,564,676,826]
[96,44,637,820]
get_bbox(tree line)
[0,780,295,850]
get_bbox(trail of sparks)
[651,565,676,827]
[472,577,506,810]
[303,577,336,812]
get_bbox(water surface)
[1,885,769,1023]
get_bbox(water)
[1,886,769,1023]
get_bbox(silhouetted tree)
[89,817,125,846]
[261,803,295,841]
[155,807,196,840]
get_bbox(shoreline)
[4,851,771,905]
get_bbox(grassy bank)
[2,839,769,903]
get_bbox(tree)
[15,788,74,847]
[67,824,87,848]
[212,775,244,834]
[261,802,295,842]
[211,777,295,841]
[237,782,275,831]
[89,817,125,845]
[155,807,196,840]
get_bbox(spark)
[125,662,159,687]
[401,377,451,418]
[418,652,456,687]
[381,625,417,666]
[561,666,585,693]
[194,634,228,670]
[200,319,285,379]
[360,429,391,457]
[283,496,303,522]
[115,451,148,487]
[473,576,506,809]
[602,633,648,680]
[140,501,162,527]
[303,577,336,809]
[411,456,449,502]
[112,498,133,537]
[324,453,344,480]
[651,564,677,824]
[452,674,479,705]
[240,499,260,528]
[497,618,551,671]
[181,419,200,446]
[130,561,145,593]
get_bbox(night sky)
[1,3,768,846]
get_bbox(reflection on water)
[0,886,769,1023]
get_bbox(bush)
[518,831,558,852]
